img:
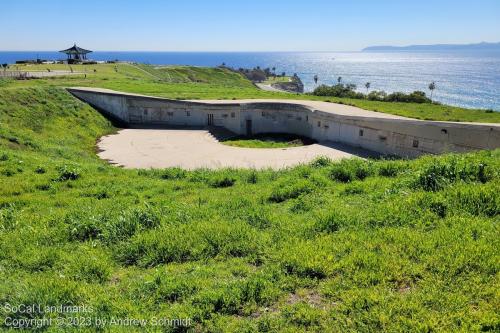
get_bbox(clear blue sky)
[2,0,499,51]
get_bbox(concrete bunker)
[68,87,500,159]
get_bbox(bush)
[313,84,431,104]
[312,84,363,99]
[56,165,80,181]
[385,91,431,103]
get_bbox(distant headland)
[362,41,500,52]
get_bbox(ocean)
[1,51,499,111]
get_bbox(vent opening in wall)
[143,109,148,115]
[186,111,191,117]
[441,129,448,134]
[359,129,364,137]
[379,135,387,141]
[317,121,321,127]
[231,112,235,118]
[413,139,419,148]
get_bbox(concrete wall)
[68,88,500,158]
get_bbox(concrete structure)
[68,87,500,159]
[97,128,374,169]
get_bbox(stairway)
[206,126,239,142]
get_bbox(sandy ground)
[98,128,376,170]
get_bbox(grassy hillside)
[0,86,499,331]
[2,63,500,122]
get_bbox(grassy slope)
[0,85,499,331]
[2,63,500,122]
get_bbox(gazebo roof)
[59,44,92,55]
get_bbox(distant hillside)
[362,42,500,52]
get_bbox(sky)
[1,0,499,51]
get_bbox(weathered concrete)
[97,128,375,169]
[68,87,500,158]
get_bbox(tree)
[428,81,436,102]
[314,75,318,84]
[337,76,342,84]
[365,82,371,94]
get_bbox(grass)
[222,134,316,149]
[3,63,499,122]
[0,82,499,331]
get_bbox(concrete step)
[206,126,238,142]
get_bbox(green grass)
[222,134,315,149]
[0,85,499,331]
[3,63,499,122]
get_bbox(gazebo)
[59,44,92,62]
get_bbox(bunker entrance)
[246,119,252,136]
[207,114,214,126]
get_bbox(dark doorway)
[246,119,252,136]
[207,114,214,125]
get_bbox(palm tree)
[314,75,318,84]
[428,81,436,102]
[365,82,371,94]
[337,76,342,84]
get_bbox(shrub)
[312,84,363,99]
[385,91,431,103]
[56,165,80,181]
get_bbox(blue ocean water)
[1,51,499,111]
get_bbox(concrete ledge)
[67,87,500,157]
